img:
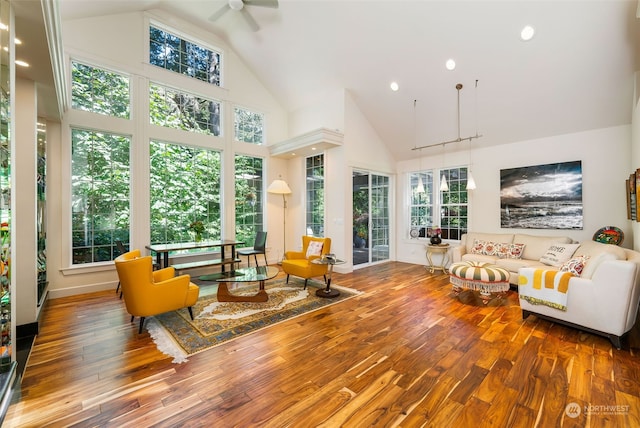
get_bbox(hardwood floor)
[5,261,640,427]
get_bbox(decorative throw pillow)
[496,243,525,259]
[560,255,590,277]
[470,239,486,255]
[539,243,581,266]
[306,240,324,258]
[482,241,498,256]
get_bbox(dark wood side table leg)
[316,263,340,298]
[163,252,169,269]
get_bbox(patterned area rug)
[146,277,362,363]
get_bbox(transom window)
[149,83,221,136]
[234,107,264,144]
[71,128,130,264]
[71,61,130,119]
[149,25,221,86]
[306,154,324,237]
[149,140,221,244]
[234,155,264,246]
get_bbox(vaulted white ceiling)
[38,1,640,160]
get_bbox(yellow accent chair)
[282,236,332,289]
[115,249,200,334]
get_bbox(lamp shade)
[267,179,292,195]
[466,172,477,190]
[440,174,449,192]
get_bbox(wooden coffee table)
[215,266,279,302]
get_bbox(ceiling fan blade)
[244,0,279,8]
[209,4,231,21]
[241,8,260,31]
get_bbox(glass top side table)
[311,254,345,298]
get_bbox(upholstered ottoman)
[449,261,510,304]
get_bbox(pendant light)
[466,80,479,190]
[414,99,425,193]
[440,142,449,191]
[411,81,482,192]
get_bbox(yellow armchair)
[115,249,200,334]
[282,236,332,289]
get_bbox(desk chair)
[237,231,268,267]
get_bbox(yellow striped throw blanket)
[518,269,574,311]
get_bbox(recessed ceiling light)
[15,60,29,67]
[446,59,456,71]
[521,25,535,41]
[390,81,399,91]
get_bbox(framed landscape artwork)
[500,160,583,230]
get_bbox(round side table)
[311,256,345,298]
[426,243,450,273]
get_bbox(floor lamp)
[267,177,292,263]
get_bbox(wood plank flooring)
[5,262,640,427]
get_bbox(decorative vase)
[430,235,442,245]
[195,233,202,242]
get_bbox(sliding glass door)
[353,170,390,267]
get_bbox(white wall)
[396,125,632,266]
[631,71,640,251]
[288,89,345,136]
[282,90,397,272]
[14,78,38,326]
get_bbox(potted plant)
[430,227,442,245]
[189,220,205,242]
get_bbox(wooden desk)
[145,239,244,280]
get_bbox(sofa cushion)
[560,255,590,277]
[495,242,526,259]
[574,240,626,279]
[496,258,550,272]
[464,233,514,253]
[539,243,581,266]
[461,253,499,264]
[514,234,573,261]
[469,239,488,255]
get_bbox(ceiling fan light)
[229,0,244,11]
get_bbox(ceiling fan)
[209,0,279,32]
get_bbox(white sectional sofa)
[451,232,640,348]
[451,232,574,284]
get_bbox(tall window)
[440,167,469,240]
[234,107,264,144]
[409,168,468,239]
[71,129,130,264]
[149,25,221,86]
[234,155,264,245]
[409,171,433,234]
[306,154,324,236]
[149,83,221,136]
[149,141,221,244]
[71,61,130,119]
